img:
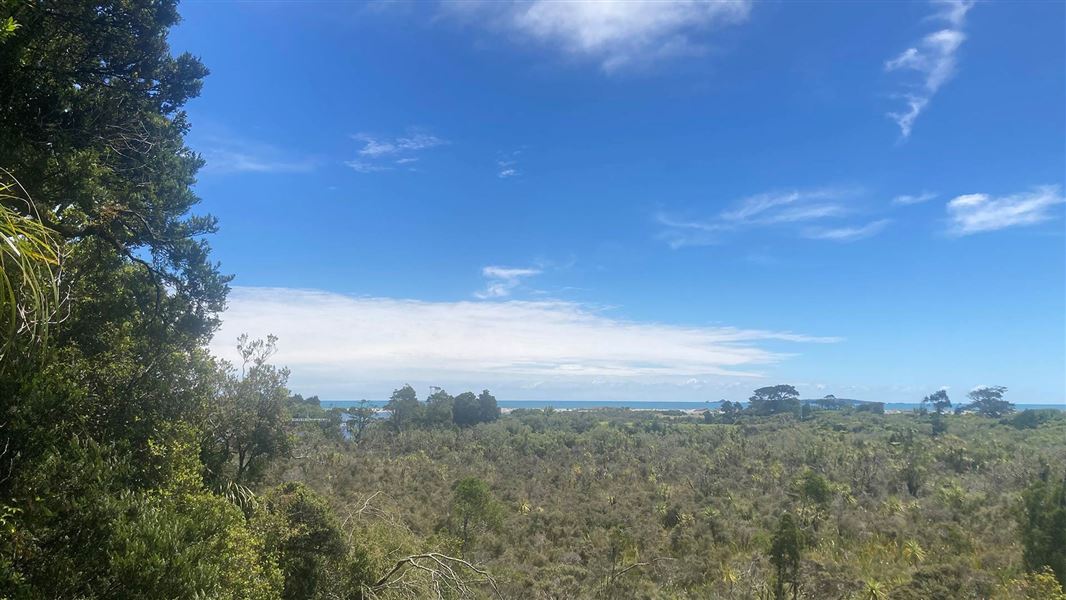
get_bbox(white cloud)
[476,265,542,298]
[946,185,1065,235]
[721,189,848,224]
[344,160,388,173]
[884,1,974,138]
[346,129,447,172]
[893,191,938,205]
[355,132,446,157]
[657,188,873,247]
[197,135,316,175]
[496,149,524,178]
[445,0,752,72]
[803,219,892,242]
[210,286,840,397]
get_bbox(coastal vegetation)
[0,1,1063,599]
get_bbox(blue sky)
[172,0,1065,404]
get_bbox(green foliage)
[105,491,283,599]
[279,407,1066,599]
[0,0,228,323]
[451,477,503,556]
[1007,409,1063,430]
[961,385,1015,418]
[748,384,800,416]
[798,469,833,506]
[769,512,802,599]
[453,391,481,427]
[202,334,293,487]
[256,483,348,600]
[0,174,62,367]
[477,389,501,424]
[385,384,421,431]
[923,389,952,415]
[421,387,454,427]
[1019,471,1066,586]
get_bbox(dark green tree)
[962,385,1014,418]
[256,483,347,600]
[477,389,500,423]
[453,391,481,427]
[385,384,420,432]
[1019,472,1066,587]
[922,389,951,415]
[748,385,800,416]
[201,334,292,486]
[0,2,266,595]
[346,400,377,441]
[769,512,802,600]
[422,387,454,427]
[451,477,502,556]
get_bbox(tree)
[451,477,502,556]
[769,512,802,600]
[962,385,1014,418]
[922,389,951,415]
[0,3,260,594]
[385,384,420,432]
[816,394,844,410]
[719,400,741,423]
[256,482,347,600]
[453,391,481,427]
[346,400,377,441]
[799,470,832,507]
[202,334,292,486]
[0,0,228,327]
[748,385,800,416]
[477,389,500,423]
[1019,472,1066,587]
[422,387,454,427]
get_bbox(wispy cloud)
[210,286,840,397]
[884,0,975,138]
[476,265,542,298]
[657,188,888,248]
[946,185,1065,235]
[346,129,447,172]
[496,149,523,179]
[803,219,892,242]
[444,0,752,73]
[893,191,938,205]
[197,135,317,175]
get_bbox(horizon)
[170,0,1065,404]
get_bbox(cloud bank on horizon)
[211,287,840,399]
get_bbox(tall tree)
[477,389,500,423]
[0,0,228,328]
[422,387,454,427]
[256,483,347,600]
[453,391,481,427]
[1019,471,1066,587]
[0,2,259,595]
[769,512,802,600]
[451,477,502,557]
[201,335,292,487]
[922,390,951,415]
[385,384,420,432]
[748,385,800,416]
[962,385,1014,418]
